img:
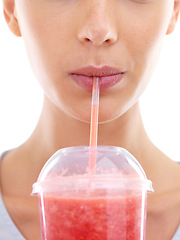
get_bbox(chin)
[68,110,91,124]
[97,104,125,123]
[68,110,112,124]
[85,111,121,124]
[98,113,121,124]
[66,100,133,125]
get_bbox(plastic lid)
[32,146,153,195]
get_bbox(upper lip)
[70,66,125,77]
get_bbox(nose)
[77,3,118,46]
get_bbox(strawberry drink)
[32,146,153,240]
[39,191,145,240]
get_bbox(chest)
[146,193,180,240]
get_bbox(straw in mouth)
[89,77,100,172]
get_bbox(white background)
[0,4,180,161]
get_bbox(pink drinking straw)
[89,77,99,172]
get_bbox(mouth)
[70,66,126,91]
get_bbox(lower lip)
[70,74,124,91]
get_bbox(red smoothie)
[39,192,144,240]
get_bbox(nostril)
[85,38,91,42]
[82,36,114,45]
[78,26,117,46]
[105,39,111,44]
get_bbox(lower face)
[15,0,174,123]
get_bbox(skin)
[1,0,180,239]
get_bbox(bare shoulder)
[146,150,180,240]
[0,148,41,240]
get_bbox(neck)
[25,96,151,168]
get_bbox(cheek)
[16,3,70,94]
[125,2,173,62]
[122,2,173,92]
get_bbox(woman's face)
[14,0,175,122]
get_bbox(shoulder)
[146,149,180,240]
[0,182,24,240]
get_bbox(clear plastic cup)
[32,146,153,240]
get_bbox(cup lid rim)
[31,176,154,195]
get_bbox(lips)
[70,66,125,91]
